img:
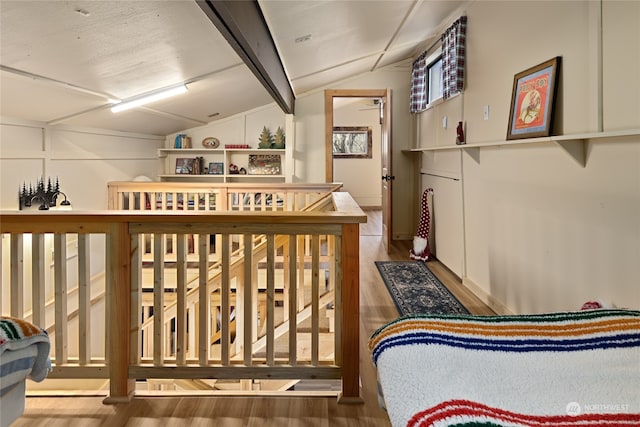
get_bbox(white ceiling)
[0,0,463,137]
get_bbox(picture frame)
[332,126,373,158]
[248,154,281,175]
[208,162,224,175]
[175,158,194,174]
[507,57,560,140]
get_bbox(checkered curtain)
[409,51,428,113]
[442,16,467,99]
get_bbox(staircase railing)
[0,185,365,403]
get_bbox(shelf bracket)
[554,139,586,167]
[462,146,480,164]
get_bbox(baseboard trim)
[462,276,513,315]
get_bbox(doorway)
[324,89,393,252]
[332,97,382,210]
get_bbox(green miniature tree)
[273,126,285,149]
[258,126,273,148]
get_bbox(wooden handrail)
[0,190,366,403]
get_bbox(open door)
[325,89,393,252]
[379,90,393,253]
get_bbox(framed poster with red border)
[507,57,560,140]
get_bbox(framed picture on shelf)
[332,126,373,158]
[208,162,224,175]
[175,158,194,174]
[248,154,281,175]
[507,56,561,140]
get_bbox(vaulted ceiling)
[0,0,463,136]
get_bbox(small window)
[427,56,443,104]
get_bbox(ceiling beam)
[197,0,294,114]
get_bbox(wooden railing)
[0,186,365,403]
[107,181,343,212]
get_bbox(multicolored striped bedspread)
[369,309,640,427]
[0,316,51,397]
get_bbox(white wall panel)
[51,129,161,159]
[50,159,158,210]
[1,159,43,209]
[1,120,162,211]
[0,122,43,155]
[603,1,640,130]
[421,174,464,277]
[415,1,640,313]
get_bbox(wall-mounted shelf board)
[158,174,284,180]
[158,148,287,182]
[158,174,224,179]
[158,148,285,157]
[404,129,640,167]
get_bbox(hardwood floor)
[16,210,493,426]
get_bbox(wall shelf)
[158,148,287,182]
[404,129,640,167]
[158,174,283,180]
[158,148,286,157]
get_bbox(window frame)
[425,48,443,109]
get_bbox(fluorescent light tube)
[111,84,187,113]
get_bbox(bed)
[1,316,51,427]
[369,309,640,426]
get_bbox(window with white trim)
[426,52,443,105]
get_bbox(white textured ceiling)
[0,0,463,136]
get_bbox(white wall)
[0,118,162,210]
[165,104,285,151]
[294,62,415,239]
[333,99,382,207]
[416,1,640,313]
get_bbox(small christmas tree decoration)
[258,126,274,148]
[273,126,285,149]
[18,176,72,210]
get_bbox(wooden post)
[10,234,23,318]
[31,234,45,326]
[338,223,362,403]
[104,222,135,403]
[78,234,91,365]
[54,234,68,365]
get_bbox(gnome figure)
[410,188,434,261]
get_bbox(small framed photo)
[507,57,561,140]
[175,158,194,174]
[208,162,224,175]
[332,126,373,158]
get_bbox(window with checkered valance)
[442,16,467,99]
[409,16,467,112]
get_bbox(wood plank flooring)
[15,210,493,426]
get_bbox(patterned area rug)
[374,261,469,316]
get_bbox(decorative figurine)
[19,176,71,210]
[456,121,465,145]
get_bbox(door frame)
[324,89,392,250]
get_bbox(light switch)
[442,116,448,128]
[483,105,490,121]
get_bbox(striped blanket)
[369,310,640,427]
[0,316,51,397]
